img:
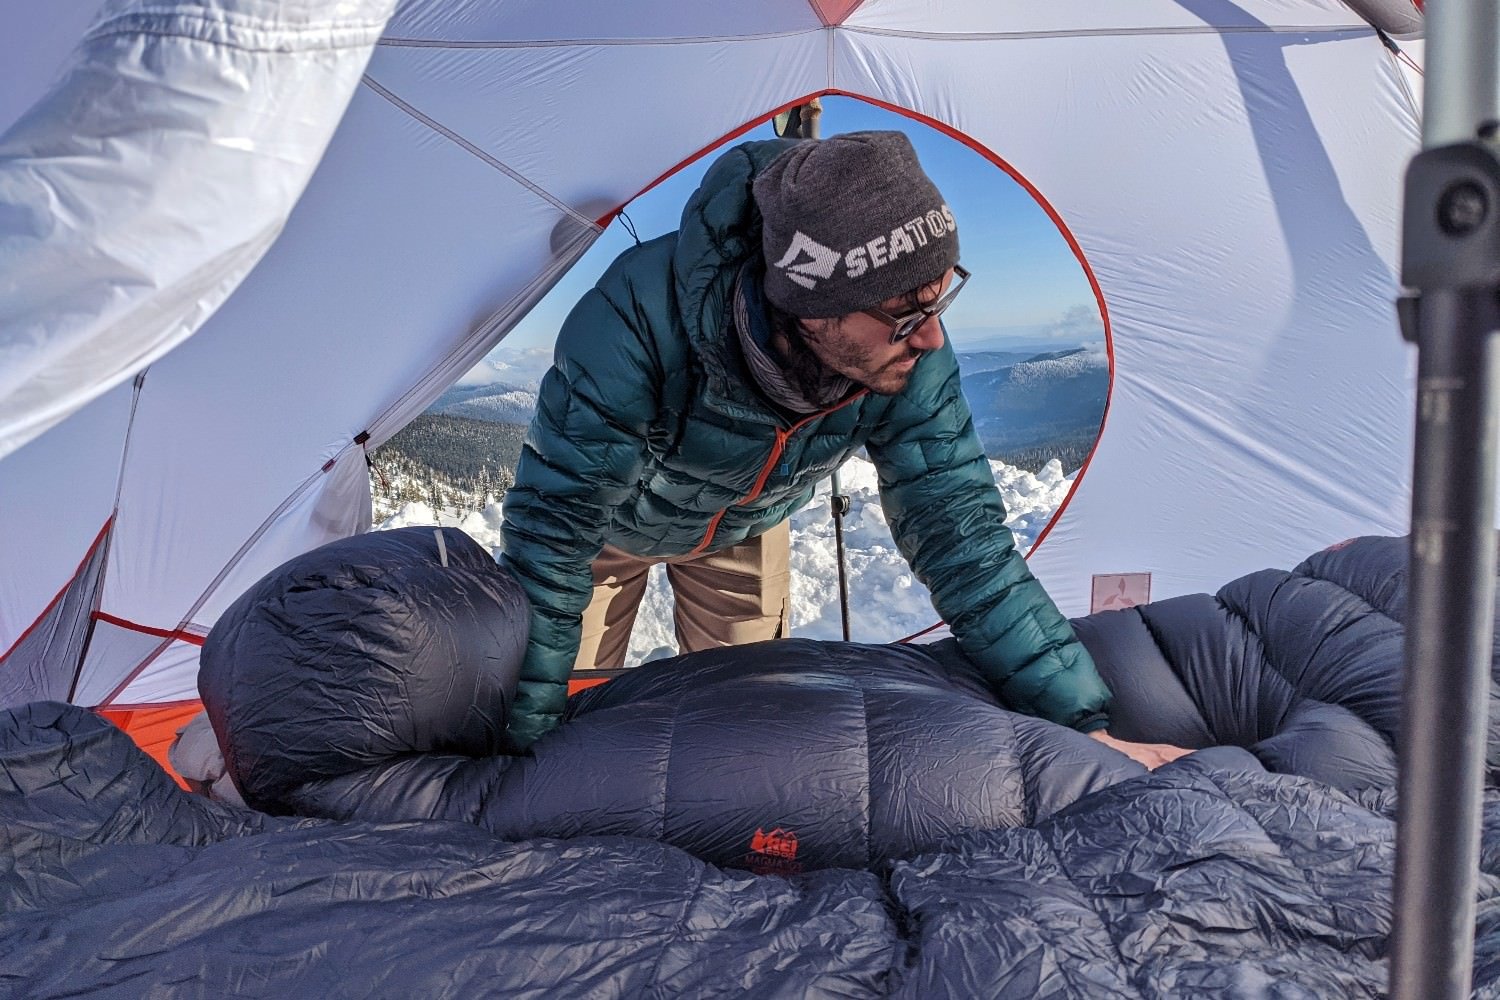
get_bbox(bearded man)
[499,130,1186,769]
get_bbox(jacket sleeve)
[499,286,659,749]
[864,345,1112,731]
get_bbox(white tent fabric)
[0,0,1423,710]
[0,0,399,460]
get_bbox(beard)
[777,321,852,403]
[767,308,928,402]
[783,319,925,397]
[860,347,926,396]
[759,311,855,407]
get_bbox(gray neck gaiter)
[733,264,853,415]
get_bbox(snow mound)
[378,454,1075,663]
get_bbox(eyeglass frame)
[859,264,971,344]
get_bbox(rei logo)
[744,826,803,875]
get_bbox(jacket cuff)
[1074,713,1111,734]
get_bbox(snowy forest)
[369,345,1106,524]
[369,414,527,522]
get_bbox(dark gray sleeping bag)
[199,530,1440,875]
[198,526,1138,869]
[14,532,1500,997]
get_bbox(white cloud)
[455,347,556,388]
[454,362,506,387]
[1041,304,1104,341]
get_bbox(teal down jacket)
[499,138,1112,748]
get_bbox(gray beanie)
[753,130,959,319]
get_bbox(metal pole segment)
[1422,0,1500,148]
[1392,2,1500,993]
[830,469,852,641]
[795,97,849,637]
[1392,290,1500,1000]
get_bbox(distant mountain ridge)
[958,346,1107,472]
[391,346,1105,502]
[430,382,541,424]
[953,349,1036,372]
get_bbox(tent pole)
[830,470,852,641]
[774,99,851,639]
[1391,2,1500,998]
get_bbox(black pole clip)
[1402,138,1500,296]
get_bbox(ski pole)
[830,470,851,641]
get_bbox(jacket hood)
[672,138,801,413]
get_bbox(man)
[500,130,1187,768]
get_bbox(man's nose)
[907,314,946,351]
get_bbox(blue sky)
[489,96,1101,368]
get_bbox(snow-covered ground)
[379,454,1075,664]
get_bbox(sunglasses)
[861,264,971,344]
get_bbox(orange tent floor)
[100,673,624,793]
[98,702,202,790]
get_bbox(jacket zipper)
[687,390,869,556]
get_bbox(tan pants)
[574,520,792,670]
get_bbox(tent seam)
[373,24,1375,48]
[378,28,819,49]
[96,448,360,705]
[85,9,390,52]
[826,24,836,90]
[0,517,113,667]
[111,373,147,517]
[73,372,150,700]
[97,634,177,707]
[190,461,331,605]
[1380,36,1425,121]
[92,612,208,646]
[363,230,595,449]
[841,24,1374,42]
[360,75,597,229]
[95,696,201,710]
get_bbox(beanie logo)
[770,208,958,302]
[771,231,841,291]
[844,204,956,280]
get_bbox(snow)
[1006,344,1107,386]
[442,389,539,418]
[378,453,1075,665]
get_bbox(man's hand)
[1088,729,1192,770]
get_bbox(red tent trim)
[0,517,113,665]
[809,0,864,27]
[91,610,208,647]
